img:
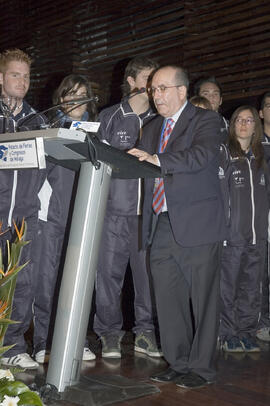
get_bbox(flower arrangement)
[0,368,42,406]
[0,220,42,406]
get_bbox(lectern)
[0,128,161,393]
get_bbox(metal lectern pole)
[46,160,111,392]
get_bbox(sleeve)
[218,143,231,226]
[97,107,115,144]
[262,144,270,205]
[39,161,75,234]
[158,111,223,175]
[97,110,108,141]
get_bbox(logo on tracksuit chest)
[259,174,265,186]
[117,130,131,145]
[218,166,225,179]
[233,169,245,187]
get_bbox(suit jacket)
[139,101,228,248]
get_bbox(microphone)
[48,98,99,128]
[59,96,99,106]
[30,96,99,119]
[16,96,99,131]
[127,87,146,99]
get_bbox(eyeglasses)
[235,118,255,125]
[148,85,181,95]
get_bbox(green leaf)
[0,262,29,288]
[9,241,29,271]
[0,380,29,396]
[0,248,3,274]
[0,344,16,356]
[18,390,43,406]
[0,377,9,388]
[0,319,19,325]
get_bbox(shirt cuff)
[153,154,161,166]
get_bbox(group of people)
[0,48,269,390]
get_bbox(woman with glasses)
[219,105,270,353]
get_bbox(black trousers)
[258,241,270,329]
[94,214,154,336]
[220,240,266,339]
[150,213,222,381]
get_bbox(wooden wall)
[1,0,270,117]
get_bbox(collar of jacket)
[120,99,155,120]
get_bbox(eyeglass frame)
[148,84,183,95]
[235,118,255,126]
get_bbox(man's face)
[127,68,154,100]
[0,60,30,100]
[199,82,222,112]
[151,67,187,117]
[259,97,270,126]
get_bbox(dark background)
[1,0,269,118]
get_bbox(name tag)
[0,138,46,169]
[70,121,100,132]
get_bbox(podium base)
[33,374,159,406]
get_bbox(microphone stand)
[16,96,99,131]
[49,102,93,128]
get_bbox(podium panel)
[46,161,111,391]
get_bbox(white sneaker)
[34,348,96,363]
[35,350,50,364]
[83,347,96,361]
[1,353,39,369]
[256,327,270,342]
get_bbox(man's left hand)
[128,148,159,166]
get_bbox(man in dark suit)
[129,65,227,389]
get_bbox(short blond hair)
[0,48,32,73]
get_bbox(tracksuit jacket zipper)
[246,157,256,245]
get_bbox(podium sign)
[0,137,46,169]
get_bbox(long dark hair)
[53,74,97,120]
[228,105,264,168]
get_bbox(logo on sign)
[0,145,8,161]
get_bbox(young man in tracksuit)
[93,56,162,358]
[193,76,229,139]
[0,48,48,369]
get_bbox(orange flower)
[0,300,9,319]
[12,218,25,241]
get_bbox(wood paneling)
[0,0,269,115]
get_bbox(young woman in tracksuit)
[32,74,98,363]
[220,105,270,352]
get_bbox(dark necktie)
[152,118,174,214]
